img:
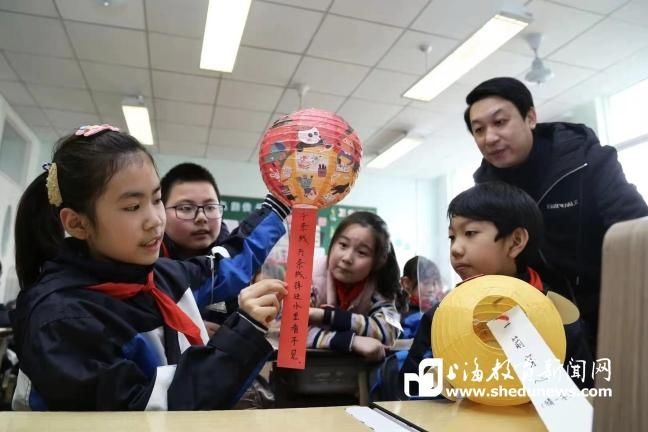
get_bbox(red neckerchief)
[334,278,367,310]
[159,241,170,258]
[410,293,420,306]
[526,267,544,292]
[89,271,204,346]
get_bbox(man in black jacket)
[463,77,648,356]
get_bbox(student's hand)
[238,279,287,326]
[351,336,386,362]
[204,320,220,338]
[308,307,324,326]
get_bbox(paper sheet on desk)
[488,305,593,432]
[345,406,417,432]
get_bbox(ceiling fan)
[524,33,554,85]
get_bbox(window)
[607,78,648,145]
[0,121,29,184]
[1,206,11,256]
[604,77,648,202]
[447,165,477,202]
[618,140,648,202]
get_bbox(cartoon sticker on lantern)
[268,168,280,180]
[317,163,327,177]
[336,126,354,148]
[336,151,354,173]
[297,175,315,196]
[323,192,336,204]
[280,184,297,202]
[331,183,350,195]
[297,127,332,152]
[296,153,326,172]
[264,142,289,168]
[282,165,293,178]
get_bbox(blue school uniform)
[12,196,287,411]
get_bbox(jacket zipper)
[537,163,588,205]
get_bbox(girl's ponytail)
[15,171,64,290]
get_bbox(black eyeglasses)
[166,203,225,220]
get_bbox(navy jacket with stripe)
[12,197,288,411]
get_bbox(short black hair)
[447,181,543,269]
[463,77,535,133]
[160,163,220,204]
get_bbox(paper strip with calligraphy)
[488,306,593,432]
[277,205,318,369]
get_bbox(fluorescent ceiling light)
[200,0,252,73]
[367,136,423,169]
[122,97,154,145]
[403,11,530,102]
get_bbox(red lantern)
[258,109,363,369]
[259,109,362,208]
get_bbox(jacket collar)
[14,238,156,345]
[42,237,154,286]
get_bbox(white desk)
[0,400,551,432]
[0,406,367,432]
[376,400,546,431]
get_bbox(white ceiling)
[0,0,647,178]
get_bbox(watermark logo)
[403,357,613,398]
[403,358,443,397]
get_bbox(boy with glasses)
[161,163,227,260]
[160,163,290,331]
